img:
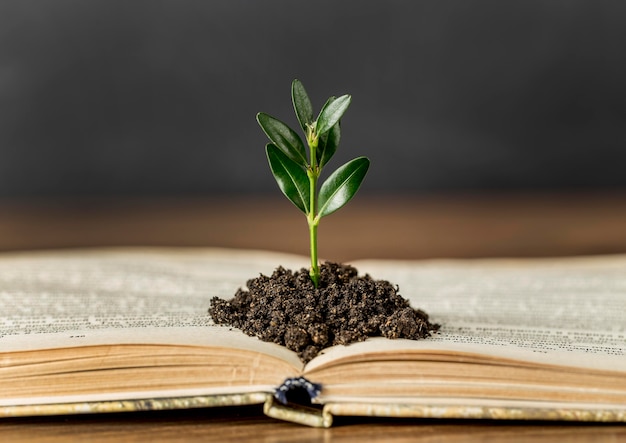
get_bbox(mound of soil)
[209,262,439,363]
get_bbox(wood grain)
[2,407,626,443]
[1,191,625,260]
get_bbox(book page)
[308,255,626,372]
[0,247,308,369]
[3,248,625,374]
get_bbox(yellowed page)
[0,248,308,406]
[309,255,626,373]
[1,247,303,355]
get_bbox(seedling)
[257,79,370,288]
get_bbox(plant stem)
[308,216,319,288]
[307,126,320,288]
[307,168,320,288]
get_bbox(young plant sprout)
[257,80,370,288]
[211,82,435,362]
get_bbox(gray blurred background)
[1,0,625,198]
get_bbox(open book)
[1,248,625,427]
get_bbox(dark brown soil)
[209,262,439,363]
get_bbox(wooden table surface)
[2,191,626,442]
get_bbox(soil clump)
[209,262,439,363]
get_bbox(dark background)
[1,0,625,198]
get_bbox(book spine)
[263,397,333,428]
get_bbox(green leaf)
[316,94,351,136]
[257,113,308,167]
[317,122,340,169]
[318,156,369,218]
[266,143,310,214]
[291,79,313,133]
